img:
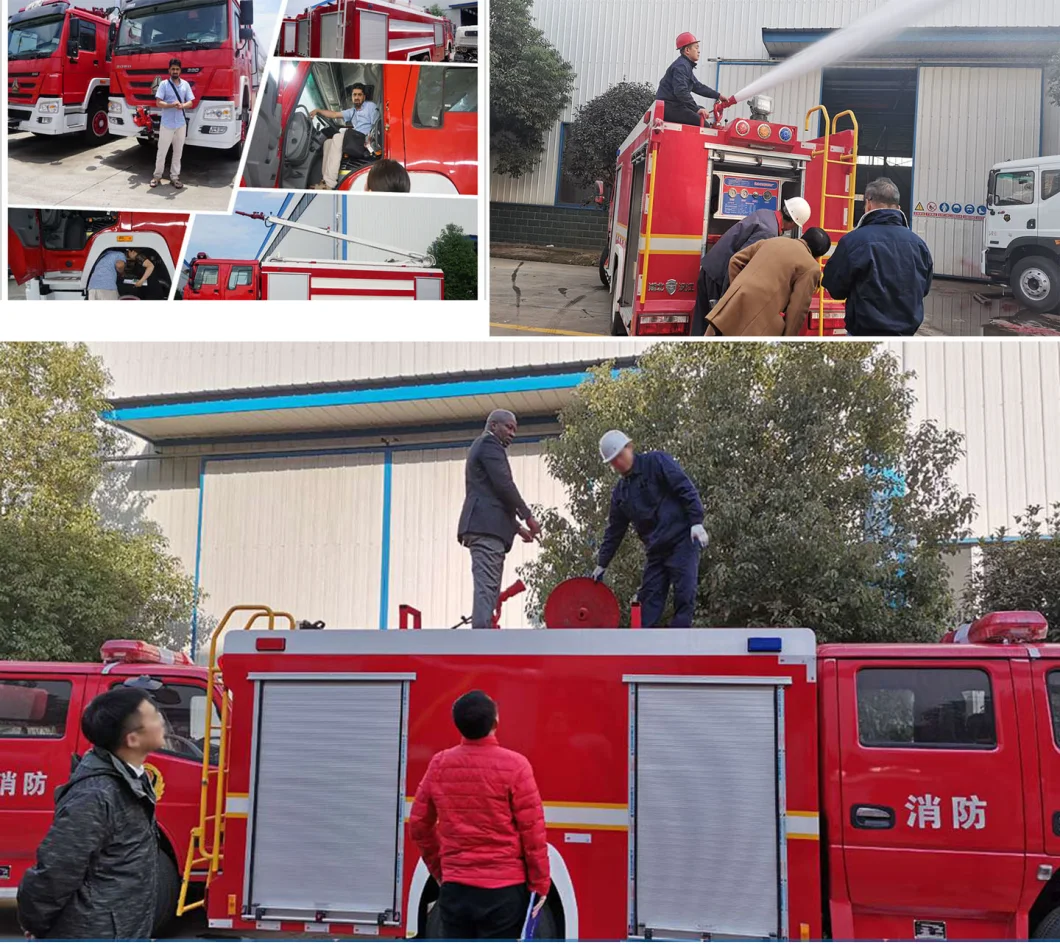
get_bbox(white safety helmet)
[599,429,632,464]
[783,196,812,229]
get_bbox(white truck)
[453,24,476,62]
[983,155,1060,312]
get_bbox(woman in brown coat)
[705,228,831,336]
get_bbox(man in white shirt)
[311,83,379,190]
[152,58,195,189]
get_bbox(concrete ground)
[489,254,1060,338]
[7,131,238,212]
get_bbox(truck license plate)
[915,920,946,940]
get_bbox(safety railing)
[804,105,860,335]
[176,604,296,916]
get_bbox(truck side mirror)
[67,17,80,58]
[107,23,117,59]
[594,179,605,207]
[239,0,254,26]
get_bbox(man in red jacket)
[410,690,550,939]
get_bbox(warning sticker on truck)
[914,920,946,940]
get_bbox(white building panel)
[716,63,822,137]
[1045,97,1060,157]
[913,67,1042,278]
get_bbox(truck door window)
[77,19,97,53]
[1047,672,1060,745]
[193,264,219,289]
[856,667,995,748]
[109,681,214,761]
[991,171,1035,207]
[228,266,254,289]
[1042,170,1060,203]
[0,680,73,738]
[413,67,477,128]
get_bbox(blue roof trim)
[762,27,1060,46]
[102,370,615,422]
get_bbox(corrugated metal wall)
[88,341,654,398]
[716,63,822,136]
[1046,97,1060,156]
[912,67,1042,278]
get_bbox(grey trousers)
[464,533,507,628]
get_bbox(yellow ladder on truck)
[176,604,296,916]
[804,106,860,336]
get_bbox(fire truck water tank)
[543,577,621,629]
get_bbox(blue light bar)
[748,636,783,653]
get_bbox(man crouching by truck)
[410,690,549,939]
[18,688,165,940]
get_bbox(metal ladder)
[176,605,296,916]
[804,105,860,336]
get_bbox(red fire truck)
[243,60,477,195]
[7,0,114,143]
[275,0,448,61]
[604,97,859,337]
[0,640,219,933]
[173,600,1060,941]
[182,211,445,300]
[107,0,265,154]
[7,208,186,300]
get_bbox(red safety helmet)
[675,31,698,50]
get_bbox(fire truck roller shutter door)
[359,12,387,60]
[320,11,341,61]
[630,680,783,938]
[264,271,310,300]
[247,677,411,920]
[415,276,442,300]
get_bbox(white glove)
[592,565,606,582]
[691,524,709,549]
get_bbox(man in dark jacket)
[592,431,708,628]
[409,690,549,939]
[691,196,812,334]
[18,687,166,940]
[656,32,726,126]
[458,409,541,628]
[822,177,934,335]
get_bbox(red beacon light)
[941,611,1049,645]
[100,639,195,666]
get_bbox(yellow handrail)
[177,604,296,917]
[639,144,659,306]
[805,106,831,336]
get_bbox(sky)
[184,192,287,263]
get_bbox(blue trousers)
[638,533,701,628]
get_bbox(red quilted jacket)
[409,735,550,897]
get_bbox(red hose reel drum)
[543,577,621,629]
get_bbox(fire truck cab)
[243,60,477,195]
[7,208,185,300]
[182,606,1060,942]
[7,0,114,143]
[0,641,218,933]
[605,97,857,337]
[107,0,264,153]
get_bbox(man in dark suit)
[458,410,541,628]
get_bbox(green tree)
[519,343,976,642]
[429,224,478,300]
[425,4,447,17]
[490,0,575,178]
[562,82,657,192]
[0,343,196,662]
[962,504,1060,632]
[1049,49,1060,108]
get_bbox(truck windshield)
[116,0,228,54]
[8,15,65,59]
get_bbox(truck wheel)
[1011,255,1060,313]
[598,246,610,287]
[152,849,180,937]
[1033,905,1060,939]
[84,100,110,143]
[611,307,628,336]
[423,896,559,939]
[135,137,154,150]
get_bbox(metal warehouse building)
[90,341,1060,650]
[490,0,1060,278]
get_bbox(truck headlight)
[203,105,233,121]
[38,102,59,114]
[108,100,121,115]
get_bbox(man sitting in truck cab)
[657,32,725,126]
[311,83,379,191]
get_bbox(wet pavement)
[489,257,1060,337]
[7,131,239,212]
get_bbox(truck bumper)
[8,99,85,135]
[108,97,242,149]
[983,247,1007,281]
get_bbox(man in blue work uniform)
[312,83,380,190]
[691,196,812,334]
[656,32,726,127]
[592,431,708,628]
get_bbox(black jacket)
[18,748,158,940]
[656,55,719,112]
[598,451,705,567]
[821,208,934,336]
[457,431,531,552]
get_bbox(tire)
[1033,905,1060,939]
[230,102,249,157]
[1011,255,1060,313]
[84,97,110,143]
[153,849,180,937]
[135,136,154,149]
[422,895,559,940]
[611,306,628,336]
[598,245,610,287]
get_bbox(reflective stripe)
[786,812,819,839]
[226,793,249,815]
[644,236,701,253]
